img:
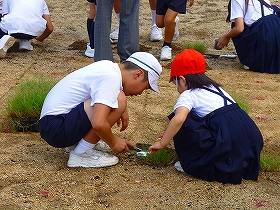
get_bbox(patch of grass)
[261,156,280,171]
[7,79,56,119]
[137,148,178,167]
[260,151,280,171]
[227,91,250,113]
[185,42,208,54]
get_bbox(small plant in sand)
[228,91,250,113]
[136,143,178,167]
[260,150,280,171]
[186,42,208,54]
[7,78,56,131]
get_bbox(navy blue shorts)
[156,0,187,15]
[88,0,96,3]
[38,102,92,148]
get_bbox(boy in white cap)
[39,52,162,168]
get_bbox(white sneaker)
[174,161,184,172]
[110,38,118,44]
[19,39,33,51]
[244,65,249,70]
[67,149,119,168]
[160,46,172,60]
[110,25,119,42]
[65,145,77,153]
[84,43,94,58]
[94,140,111,152]
[173,17,179,41]
[0,35,16,58]
[150,24,163,42]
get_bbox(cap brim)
[148,73,159,92]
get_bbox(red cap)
[170,49,206,81]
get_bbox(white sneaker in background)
[84,43,94,58]
[174,161,184,172]
[94,140,111,152]
[67,149,119,168]
[243,65,250,70]
[110,25,119,43]
[150,24,163,42]
[173,17,180,41]
[110,38,118,44]
[160,46,172,60]
[19,39,33,51]
[0,35,15,58]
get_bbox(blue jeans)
[95,0,140,62]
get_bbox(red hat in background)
[170,49,206,81]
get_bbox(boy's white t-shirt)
[230,0,273,26]
[40,60,122,119]
[0,0,49,36]
[174,86,235,118]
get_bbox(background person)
[156,0,194,60]
[111,0,163,42]
[149,49,263,184]
[94,0,140,62]
[84,0,96,58]
[0,0,53,55]
[217,0,280,73]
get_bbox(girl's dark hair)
[226,0,231,22]
[172,74,221,90]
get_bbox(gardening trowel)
[128,143,151,157]
[204,53,237,59]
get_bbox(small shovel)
[129,143,151,157]
[204,53,237,59]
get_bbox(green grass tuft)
[185,42,208,54]
[137,148,178,167]
[260,154,280,171]
[7,79,56,119]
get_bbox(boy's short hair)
[126,52,162,92]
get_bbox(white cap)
[126,52,162,92]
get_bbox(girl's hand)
[149,141,166,154]
[217,35,230,49]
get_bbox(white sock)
[151,10,156,26]
[73,138,95,154]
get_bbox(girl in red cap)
[149,49,263,184]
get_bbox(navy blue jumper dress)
[232,1,280,74]
[169,87,263,184]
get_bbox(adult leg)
[117,0,140,62]
[94,0,114,61]
[110,0,121,42]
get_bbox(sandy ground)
[0,0,279,209]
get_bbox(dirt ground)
[0,0,280,209]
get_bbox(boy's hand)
[111,138,135,153]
